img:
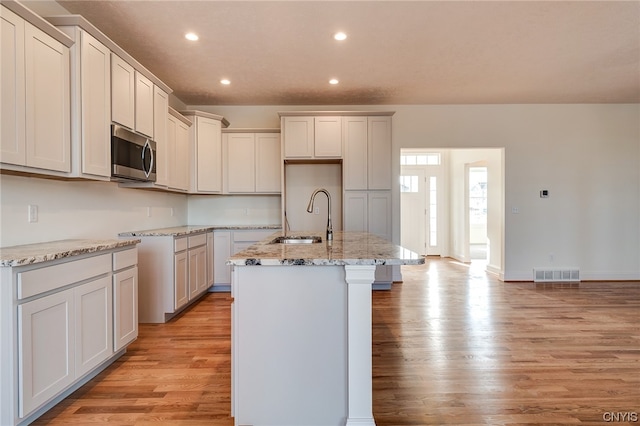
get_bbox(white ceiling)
[46,0,640,105]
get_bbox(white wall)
[193,103,640,281]
[0,175,187,247]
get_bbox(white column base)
[344,265,377,426]
[346,418,377,426]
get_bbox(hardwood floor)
[34,259,639,425]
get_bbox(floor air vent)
[533,268,580,282]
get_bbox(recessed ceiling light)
[334,32,347,41]
[329,79,339,85]
[220,79,231,85]
[185,32,199,41]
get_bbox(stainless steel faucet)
[306,188,333,241]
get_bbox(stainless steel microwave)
[111,124,156,182]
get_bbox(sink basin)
[270,236,322,244]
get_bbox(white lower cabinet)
[188,240,207,300]
[212,229,278,291]
[18,288,76,418]
[344,190,393,286]
[174,250,189,311]
[2,244,139,425]
[136,231,212,323]
[74,276,113,378]
[112,248,138,352]
[213,231,232,290]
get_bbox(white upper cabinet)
[77,30,111,177]
[182,111,227,194]
[255,133,281,193]
[167,108,191,192]
[194,115,222,193]
[343,115,392,191]
[25,22,71,172]
[54,26,112,179]
[2,5,71,174]
[134,71,154,138]
[367,116,392,190]
[224,130,281,194]
[281,115,342,159]
[314,116,342,157]
[111,66,154,137]
[342,116,368,190]
[1,6,26,166]
[110,53,135,130]
[153,86,169,186]
[226,133,255,193]
[282,116,313,158]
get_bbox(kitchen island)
[228,231,423,426]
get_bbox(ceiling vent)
[533,268,580,282]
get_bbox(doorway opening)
[469,165,488,263]
[400,148,504,276]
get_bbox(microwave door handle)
[142,139,153,178]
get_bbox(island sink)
[270,235,322,244]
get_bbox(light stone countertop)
[0,239,141,267]
[228,231,425,266]
[119,224,281,237]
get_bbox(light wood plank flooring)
[34,259,639,425]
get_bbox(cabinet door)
[80,30,111,177]
[111,53,135,129]
[343,191,368,232]
[213,231,232,286]
[113,267,138,351]
[226,133,256,193]
[255,133,281,193]
[196,116,222,192]
[188,245,207,299]
[368,116,392,190]
[1,6,26,166]
[176,121,190,191]
[368,191,392,241]
[282,116,313,158]
[135,71,154,138]
[75,276,113,377]
[174,251,189,310]
[153,87,169,186]
[168,115,190,191]
[314,116,342,157]
[24,22,70,172]
[18,288,75,418]
[343,117,368,190]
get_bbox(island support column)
[345,265,377,426]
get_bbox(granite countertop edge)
[1,238,141,267]
[119,224,281,237]
[227,231,424,267]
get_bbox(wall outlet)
[511,206,520,214]
[147,207,152,217]
[28,205,38,223]
[314,207,320,215]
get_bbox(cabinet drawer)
[112,247,137,271]
[174,237,188,252]
[18,253,111,300]
[188,233,207,248]
[233,230,278,242]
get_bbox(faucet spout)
[306,188,333,241]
